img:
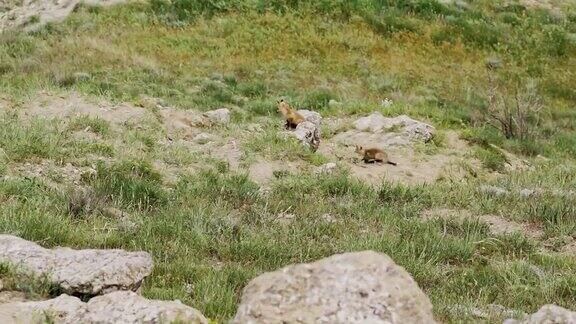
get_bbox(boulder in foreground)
[233,251,436,323]
[0,291,208,324]
[0,235,152,295]
[504,305,576,324]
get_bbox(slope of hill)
[0,0,575,322]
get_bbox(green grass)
[0,0,574,323]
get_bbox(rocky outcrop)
[0,235,152,295]
[504,305,576,324]
[479,185,509,197]
[315,162,338,174]
[291,109,322,151]
[334,112,435,149]
[353,113,435,142]
[233,251,436,323]
[203,108,230,125]
[0,291,208,324]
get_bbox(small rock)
[0,291,208,324]
[454,0,470,10]
[276,212,296,225]
[102,207,128,219]
[233,251,436,323]
[192,132,213,144]
[203,108,230,125]
[328,99,342,109]
[479,185,508,197]
[320,213,337,223]
[72,72,91,82]
[315,162,337,174]
[485,57,503,70]
[504,305,576,324]
[381,98,393,108]
[0,235,152,295]
[519,188,537,199]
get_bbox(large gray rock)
[293,121,320,152]
[297,109,322,127]
[334,112,435,149]
[353,113,435,142]
[504,305,576,324]
[0,291,208,324]
[203,108,230,125]
[0,235,152,295]
[233,251,436,323]
[290,109,322,151]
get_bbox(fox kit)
[277,99,305,130]
[355,145,397,165]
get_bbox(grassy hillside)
[0,0,575,322]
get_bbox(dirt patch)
[158,108,203,140]
[210,140,243,171]
[21,92,152,125]
[322,130,480,186]
[247,158,301,185]
[421,208,543,238]
[5,159,96,189]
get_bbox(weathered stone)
[504,305,576,324]
[293,121,320,152]
[0,291,208,324]
[286,109,322,151]
[233,251,436,324]
[203,108,230,125]
[479,185,509,197]
[192,132,213,144]
[315,162,338,174]
[0,235,152,295]
[519,188,537,199]
[297,109,322,127]
[353,113,435,143]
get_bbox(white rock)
[297,109,322,127]
[203,108,230,125]
[315,162,338,174]
[479,185,509,197]
[0,235,152,295]
[328,99,342,109]
[504,305,576,324]
[293,121,320,152]
[233,251,437,323]
[519,188,537,199]
[192,132,213,144]
[0,291,208,324]
[354,112,435,143]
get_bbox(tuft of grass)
[91,160,168,210]
[474,147,507,172]
[68,115,111,136]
